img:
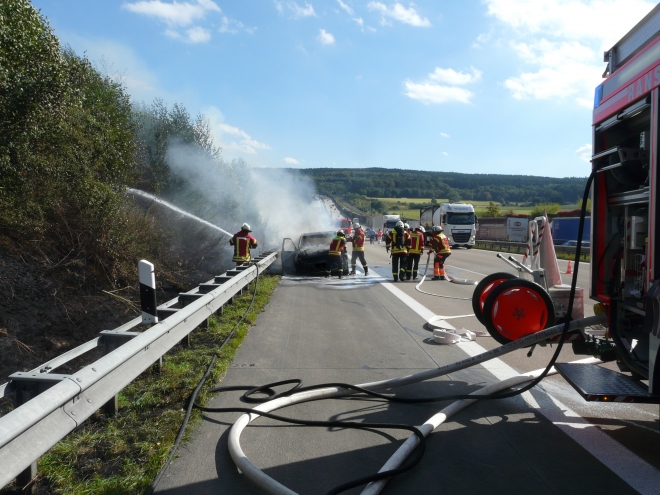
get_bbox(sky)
[30,0,658,178]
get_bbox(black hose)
[145,263,262,495]
[149,176,595,494]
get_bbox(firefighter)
[349,223,368,276]
[405,226,425,280]
[385,220,410,282]
[428,225,451,280]
[229,223,258,266]
[326,230,347,278]
[404,223,410,232]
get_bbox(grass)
[35,274,281,495]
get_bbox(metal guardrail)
[473,241,589,260]
[0,252,277,488]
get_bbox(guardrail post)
[9,372,71,493]
[100,331,140,416]
[139,260,158,325]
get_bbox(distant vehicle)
[420,203,477,248]
[281,231,349,276]
[335,217,353,236]
[562,240,590,248]
[551,217,591,245]
[382,214,401,235]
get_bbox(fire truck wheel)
[482,279,555,346]
[472,272,517,324]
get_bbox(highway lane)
[365,242,660,475]
[154,240,660,495]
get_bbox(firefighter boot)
[364,267,368,276]
[393,274,398,282]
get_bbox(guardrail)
[473,241,589,261]
[0,252,277,489]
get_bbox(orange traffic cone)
[565,260,573,274]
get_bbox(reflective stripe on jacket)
[407,231,425,254]
[386,230,410,254]
[230,231,258,262]
[351,229,365,251]
[430,233,451,255]
[329,236,346,256]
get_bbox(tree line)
[291,168,588,206]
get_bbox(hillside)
[284,168,587,208]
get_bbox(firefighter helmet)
[417,226,426,233]
[433,225,443,232]
[241,223,252,232]
[404,223,410,230]
[353,222,361,229]
[395,220,404,228]
[336,230,345,237]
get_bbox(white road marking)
[446,264,488,277]
[375,275,660,495]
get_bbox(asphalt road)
[154,240,660,495]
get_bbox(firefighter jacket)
[328,236,347,256]
[230,230,258,262]
[386,229,410,255]
[351,229,366,251]
[429,233,451,255]
[407,231,425,255]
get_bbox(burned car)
[281,231,349,276]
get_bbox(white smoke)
[164,141,334,249]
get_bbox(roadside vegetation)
[29,275,280,495]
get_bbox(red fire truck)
[588,5,660,395]
[335,217,353,236]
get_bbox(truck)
[420,203,477,248]
[550,217,591,245]
[506,216,529,243]
[476,216,530,242]
[335,217,353,236]
[382,214,401,236]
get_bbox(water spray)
[126,188,232,237]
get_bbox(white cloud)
[122,0,220,27]
[337,0,354,15]
[404,67,481,104]
[442,151,449,156]
[289,1,316,17]
[575,144,592,162]
[484,0,656,105]
[429,67,482,85]
[440,132,449,138]
[274,1,284,13]
[283,157,301,164]
[404,82,474,104]
[367,2,431,27]
[186,26,211,42]
[204,106,271,156]
[318,29,336,45]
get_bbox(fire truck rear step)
[554,363,660,403]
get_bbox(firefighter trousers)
[351,251,368,272]
[406,254,421,280]
[325,255,343,276]
[433,253,450,279]
[391,253,407,281]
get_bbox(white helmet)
[395,220,404,228]
[353,222,361,229]
[417,226,426,233]
[432,225,443,233]
[241,223,252,232]
[404,223,410,230]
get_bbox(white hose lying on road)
[361,357,600,495]
[227,315,605,495]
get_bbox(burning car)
[281,231,349,276]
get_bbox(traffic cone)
[565,260,573,274]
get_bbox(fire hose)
[149,173,596,494]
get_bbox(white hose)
[227,315,605,494]
[360,357,600,495]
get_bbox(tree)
[530,203,561,217]
[485,202,501,217]
[447,189,460,203]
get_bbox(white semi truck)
[420,203,477,248]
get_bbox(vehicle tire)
[466,245,473,249]
[482,279,555,346]
[472,272,517,324]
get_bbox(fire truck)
[588,5,660,394]
[335,217,353,236]
[472,6,660,403]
